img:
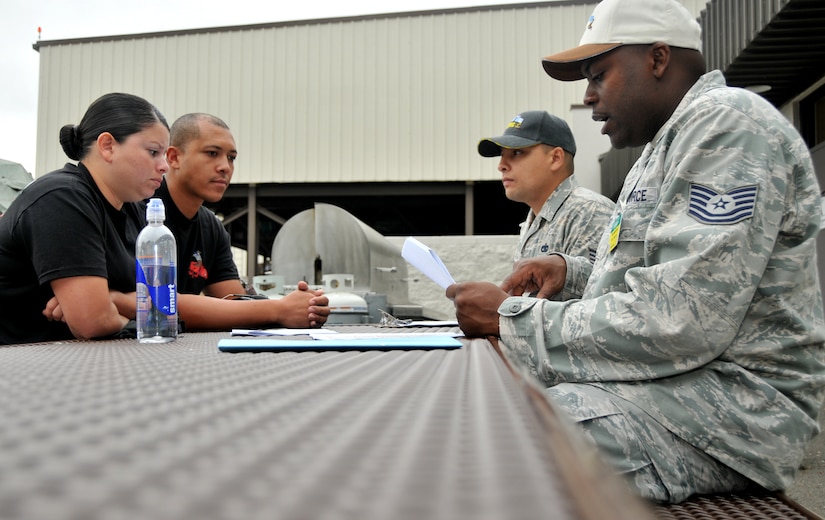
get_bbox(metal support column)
[246,184,257,280]
[465,181,474,235]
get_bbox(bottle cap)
[146,198,166,222]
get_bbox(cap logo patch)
[587,15,595,30]
[508,115,524,129]
[688,183,758,225]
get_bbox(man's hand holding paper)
[401,237,456,289]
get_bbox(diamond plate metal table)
[0,327,651,520]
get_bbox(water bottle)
[136,198,177,343]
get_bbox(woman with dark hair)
[0,92,169,344]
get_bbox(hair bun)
[58,124,84,160]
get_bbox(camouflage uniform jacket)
[515,176,614,300]
[498,70,825,489]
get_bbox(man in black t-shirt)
[154,177,238,296]
[156,113,329,330]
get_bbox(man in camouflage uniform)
[447,0,825,504]
[478,111,613,288]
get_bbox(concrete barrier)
[386,235,518,320]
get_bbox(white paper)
[310,331,464,340]
[406,320,459,327]
[231,328,339,336]
[401,237,456,289]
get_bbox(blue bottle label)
[136,259,177,315]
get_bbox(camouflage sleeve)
[498,100,821,387]
[549,190,613,300]
[558,193,613,263]
[554,253,592,300]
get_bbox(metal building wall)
[700,0,788,74]
[36,2,606,182]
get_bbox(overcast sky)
[1,0,538,175]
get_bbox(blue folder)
[218,335,464,352]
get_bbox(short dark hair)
[170,113,230,149]
[59,92,169,161]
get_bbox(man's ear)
[549,146,566,170]
[166,146,182,169]
[650,42,671,79]
[97,132,116,162]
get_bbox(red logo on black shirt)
[188,251,208,280]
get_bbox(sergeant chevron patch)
[688,183,758,225]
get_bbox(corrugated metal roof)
[700,0,825,108]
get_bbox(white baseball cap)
[542,0,702,81]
